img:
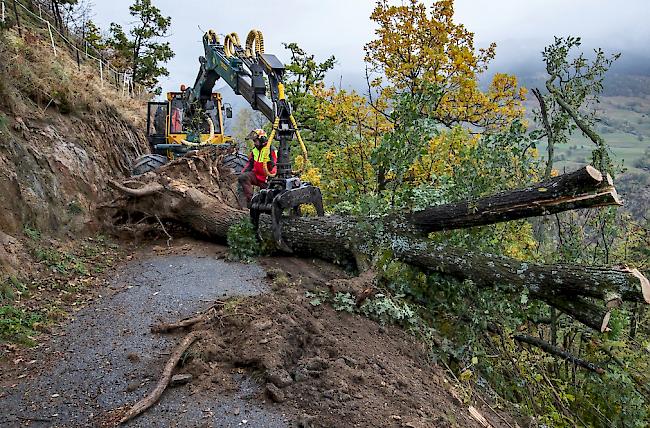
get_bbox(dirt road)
[0,243,291,427]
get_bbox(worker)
[238,129,277,208]
[170,99,183,133]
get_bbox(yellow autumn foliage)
[365,0,526,130]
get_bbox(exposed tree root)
[119,330,208,424]
[151,302,224,333]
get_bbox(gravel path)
[1,253,291,427]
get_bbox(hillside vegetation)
[0,1,649,427]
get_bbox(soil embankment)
[0,241,505,427]
[0,30,148,274]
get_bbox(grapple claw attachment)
[250,179,323,251]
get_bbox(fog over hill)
[91,0,649,99]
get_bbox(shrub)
[226,218,260,262]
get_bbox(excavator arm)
[184,29,324,249]
[184,30,284,123]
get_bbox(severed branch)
[404,165,621,233]
[151,305,221,334]
[119,331,208,424]
[513,334,605,374]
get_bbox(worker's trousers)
[238,172,268,208]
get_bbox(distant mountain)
[484,49,650,96]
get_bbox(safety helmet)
[246,129,267,139]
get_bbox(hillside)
[0,29,148,273]
[0,15,516,428]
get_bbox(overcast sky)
[91,0,650,94]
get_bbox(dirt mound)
[164,262,493,428]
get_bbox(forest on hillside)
[1,0,649,427]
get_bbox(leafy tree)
[308,0,528,198]
[83,20,105,53]
[108,0,174,94]
[532,36,620,177]
[290,4,649,425]
[283,43,335,142]
[365,0,525,130]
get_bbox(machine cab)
[146,92,232,157]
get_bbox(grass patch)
[23,225,41,241]
[0,276,29,303]
[0,305,44,346]
[67,200,84,215]
[32,246,90,276]
[1,235,122,347]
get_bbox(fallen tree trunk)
[105,149,648,331]
[536,294,614,333]
[405,165,621,233]
[390,239,650,306]
[269,220,646,330]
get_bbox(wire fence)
[1,0,146,97]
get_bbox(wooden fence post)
[46,21,56,56]
[12,0,21,36]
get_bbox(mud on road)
[0,241,291,427]
[1,240,509,428]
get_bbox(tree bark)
[541,294,613,333]
[105,149,648,331]
[119,331,208,424]
[404,165,620,233]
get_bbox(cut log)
[390,239,650,305]
[105,149,648,331]
[541,294,612,333]
[404,165,621,233]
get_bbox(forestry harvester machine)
[140,29,324,246]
